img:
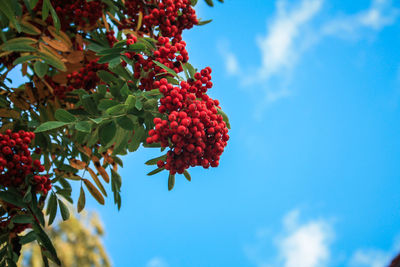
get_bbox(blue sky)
[27,0,400,266]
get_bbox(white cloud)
[279,210,333,267]
[146,257,169,267]
[218,41,240,75]
[322,0,399,37]
[349,237,400,267]
[245,210,334,267]
[256,0,323,81]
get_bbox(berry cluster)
[0,130,50,194]
[127,36,189,91]
[146,69,229,174]
[51,0,104,29]
[106,31,118,47]
[50,59,108,99]
[121,0,198,41]
[0,216,31,234]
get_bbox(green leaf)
[135,97,143,111]
[106,104,127,115]
[89,117,104,124]
[183,170,192,181]
[153,60,179,78]
[77,186,85,213]
[145,154,167,165]
[99,120,117,145]
[13,55,39,65]
[217,108,231,129]
[75,121,92,133]
[0,0,21,32]
[19,231,37,245]
[46,193,57,226]
[184,63,196,79]
[2,37,37,51]
[38,51,66,71]
[11,215,33,224]
[41,0,49,20]
[116,116,135,130]
[97,54,121,64]
[47,0,60,31]
[97,70,117,83]
[57,199,70,221]
[33,61,48,77]
[204,0,213,6]
[190,0,198,6]
[125,95,136,109]
[33,223,61,265]
[168,174,175,191]
[127,42,147,52]
[111,169,122,209]
[81,95,98,115]
[99,99,119,110]
[35,121,68,133]
[128,124,145,152]
[55,109,76,123]
[0,191,26,207]
[147,167,164,176]
[198,19,213,26]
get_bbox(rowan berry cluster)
[0,130,50,194]
[146,68,229,174]
[0,216,31,234]
[121,0,198,41]
[52,0,104,29]
[51,59,108,99]
[126,36,189,91]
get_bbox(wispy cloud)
[245,209,334,267]
[349,237,400,267]
[218,41,240,75]
[146,257,169,267]
[219,0,399,108]
[255,0,323,81]
[322,0,399,38]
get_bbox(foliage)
[0,0,230,265]
[18,210,110,267]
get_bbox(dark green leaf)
[204,0,213,6]
[0,191,26,207]
[183,170,192,181]
[46,193,57,226]
[19,231,37,245]
[153,60,179,78]
[147,167,164,176]
[35,121,68,133]
[75,121,92,133]
[145,154,167,165]
[33,61,48,77]
[198,19,213,26]
[48,0,60,31]
[55,109,76,123]
[57,199,70,221]
[168,174,175,191]
[42,0,49,20]
[106,104,127,115]
[97,70,117,83]
[99,120,117,145]
[13,55,39,65]
[0,0,21,32]
[98,99,119,110]
[217,108,231,129]
[116,116,135,130]
[11,215,33,224]
[33,223,61,265]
